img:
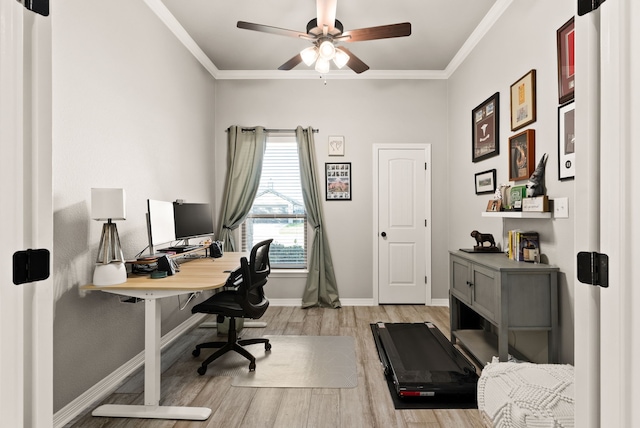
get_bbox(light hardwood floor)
[67,305,485,428]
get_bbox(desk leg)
[145,297,161,406]
[92,296,211,420]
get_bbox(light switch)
[554,197,569,218]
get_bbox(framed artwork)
[510,70,537,131]
[328,135,345,156]
[472,92,500,162]
[508,129,535,181]
[325,162,351,200]
[486,199,502,212]
[557,17,575,104]
[475,169,497,195]
[558,101,575,180]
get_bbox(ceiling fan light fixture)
[315,57,331,74]
[333,48,350,69]
[318,40,336,60]
[300,46,319,66]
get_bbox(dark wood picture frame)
[472,92,500,162]
[510,70,537,131]
[325,162,352,201]
[475,169,497,195]
[508,129,535,181]
[557,17,575,104]
[558,101,575,180]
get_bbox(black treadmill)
[371,322,478,399]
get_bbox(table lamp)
[92,188,127,286]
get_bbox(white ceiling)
[156,0,503,77]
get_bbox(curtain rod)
[225,127,319,134]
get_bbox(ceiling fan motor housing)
[306,18,344,36]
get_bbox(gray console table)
[449,250,559,365]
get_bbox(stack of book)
[507,230,540,262]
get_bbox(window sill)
[270,269,308,279]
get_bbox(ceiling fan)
[237,0,411,74]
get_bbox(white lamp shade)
[92,188,126,220]
[333,48,350,69]
[300,46,319,66]
[318,40,336,60]
[315,58,331,74]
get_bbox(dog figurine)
[471,230,496,249]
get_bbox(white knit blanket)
[477,360,574,428]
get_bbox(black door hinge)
[13,248,50,285]
[577,251,609,288]
[17,0,49,16]
[578,0,606,16]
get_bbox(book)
[518,232,540,262]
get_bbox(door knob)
[381,232,387,237]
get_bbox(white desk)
[80,252,246,420]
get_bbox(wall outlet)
[554,197,569,218]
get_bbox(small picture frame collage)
[326,162,351,201]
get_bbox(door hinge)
[425,276,428,284]
[424,219,427,227]
[13,248,50,285]
[425,162,427,170]
[577,251,609,288]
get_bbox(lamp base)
[93,262,127,286]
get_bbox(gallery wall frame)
[510,70,537,131]
[325,162,351,200]
[558,101,575,180]
[557,17,575,104]
[472,92,500,162]
[508,129,536,181]
[475,169,497,195]
[328,135,345,156]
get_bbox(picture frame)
[510,69,537,131]
[475,169,497,195]
[486,199,502,212]
[325,162,351,200]
[557,17,575,104]
[508,129,535,181]
[558,101,575,180]
[472,92,500,162]
[328,135,345,156]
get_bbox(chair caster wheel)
[192,348,200,357]
[249,362,256,372]
[197,366,207,376]
[265,343,272,351]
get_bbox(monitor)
[173,202,214,241]
[147,199,176,252]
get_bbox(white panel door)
[376,146,429,304]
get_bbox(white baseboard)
[268,298,376,306]
[52,313,208,428]
[430,298,450,307]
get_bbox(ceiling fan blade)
[237,21,313,40]
[278,54,303,71]
[317,0,338,31]
[338,47,369,74]
[341,22,412,42]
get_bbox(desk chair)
[191,239,273,375]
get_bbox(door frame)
[0,2,53,426]
[372,144,432,305]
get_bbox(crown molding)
[147,0,513,81]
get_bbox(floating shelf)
[482,211,552,219]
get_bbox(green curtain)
[217,126,266,251]
[296,126,341,308]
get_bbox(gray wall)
[51,0,216,411]
[447,0,575,363]
[214,79,449,301]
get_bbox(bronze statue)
[471,230,497,251]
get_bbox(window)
[242,136,307,269]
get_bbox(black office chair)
[191,239,273,375]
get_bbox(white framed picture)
[328,136,345,156]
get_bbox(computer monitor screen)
[147,199,176,248]
[173,202,214,240]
